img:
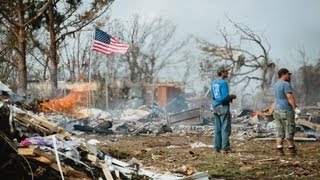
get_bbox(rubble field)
[1,81,320,179]
[80,133,320,179]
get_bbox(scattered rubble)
[0,81,320,179]
[0,83,210,179]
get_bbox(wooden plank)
[13,113,64,134]
[169,108,201,124]
[34,148,55,162]
[28,156,52,164]
[99,162,114,180]
[296,119,320,131]
[54,131,71,140]
[254,137,316,141]
[86,154,98,165]
[13,114,52,135]
[178,172,209,180]
[51,163,67,174]
[17,147,37,156]
[31,114,64,133]
[50,163,90,179]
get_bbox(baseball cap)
[278,68,291,77]
[217,66,230,74]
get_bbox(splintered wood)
[13,112,67,136]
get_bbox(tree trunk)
[17,26,28,95]
[48,1,58,96]
[16,3,28,95]
[261,67,267,90]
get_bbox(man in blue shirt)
[272,68,299,156]
[211,66,237,154]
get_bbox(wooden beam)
[99,162,114,180]
[51,163,90,179]
[169,108,201,124]
[296,118,320,131]
[28,156,52,164]
[254,137,317,141]
[17,146,37,156]
[86,154,98,165]
[13,113,64,133]
[34,148,55,162]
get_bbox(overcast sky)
[110,0,320,69]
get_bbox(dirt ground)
[80,132,320,179]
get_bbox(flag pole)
[105,58,109,112]
[91,28,129,112]
[88,50,92,111]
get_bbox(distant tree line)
[0,1,189,100]
[0,0,113,96]
[198,18,320,107]
[0,3,319,106]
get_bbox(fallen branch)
[254,137,317,141]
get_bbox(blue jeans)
[213,105,231,151]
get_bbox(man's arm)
[269,102,275,112]
[220,81,230,104]
[220,81,236,104]
[286,92,297,109]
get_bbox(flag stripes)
[92,28,128,55]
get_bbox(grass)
[82,133,320,179]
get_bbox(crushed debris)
[0,81,320,179]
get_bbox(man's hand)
[229,94,237,103]
[294,107,301,119]
[230,94,237,100]
[294,107,301,114]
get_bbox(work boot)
[221,149,235,155]
[288,146,297,157]
[213,150,221,156]
[276,147,285,156]
[221,150,229,155]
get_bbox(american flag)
[92,28,128,55]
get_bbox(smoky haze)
[108,0,320,106]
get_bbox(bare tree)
[0,0,50,95]
[0,29,16,85]
[28,29,51,82]
[113,15,189,83]
[198,18,276,92]
[63,31,99,82]
[294,48,320,106]
[29,0,113,96]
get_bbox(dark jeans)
[213,105,231,151]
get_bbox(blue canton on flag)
[92,28,128,55]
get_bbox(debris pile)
[0,83,210,179]
[1,80,319,179]
[232,106,320,141]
